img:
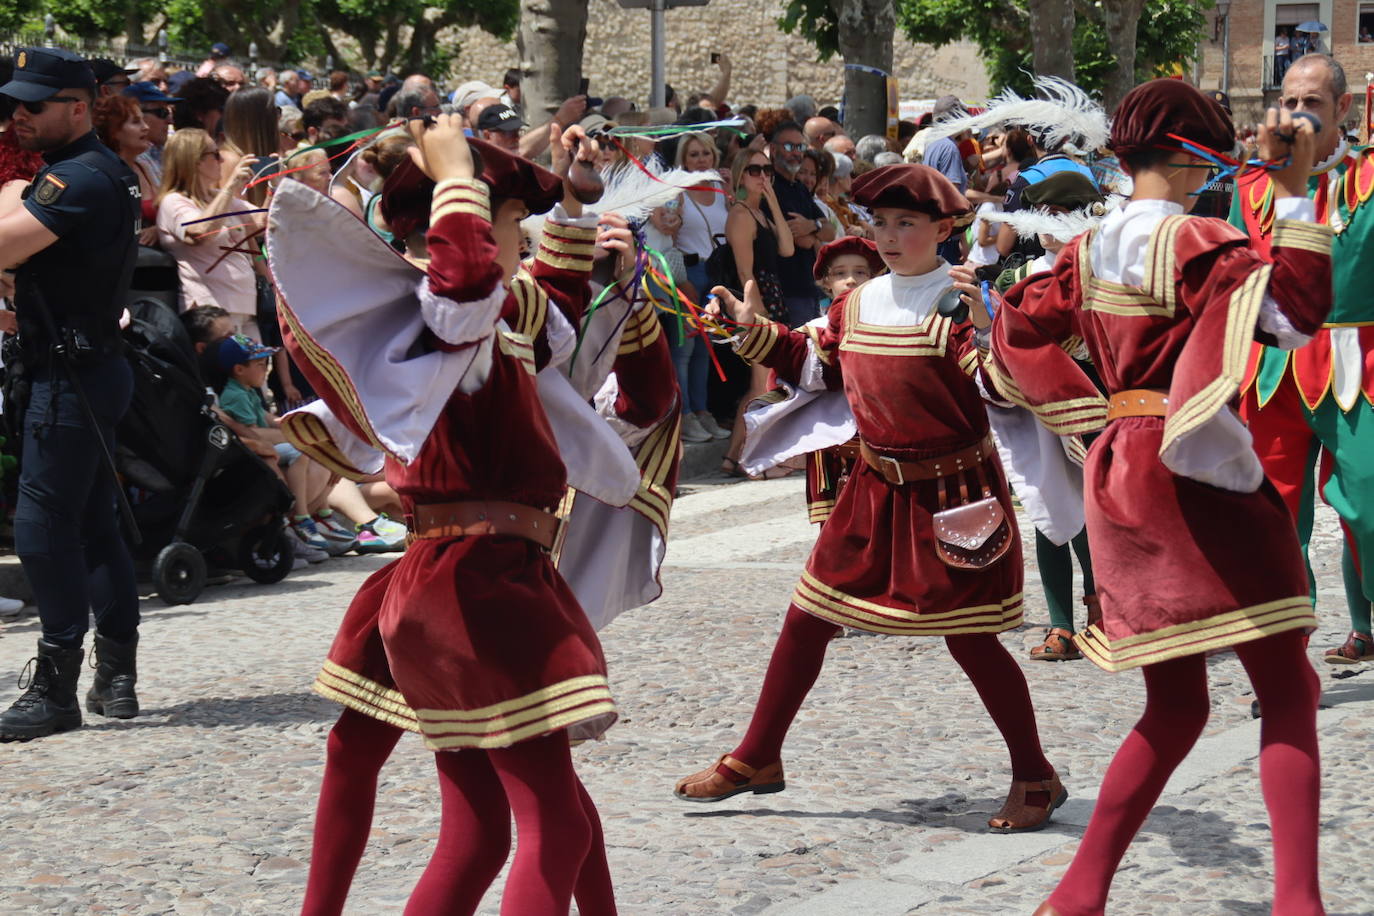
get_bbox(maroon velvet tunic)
[280,191,617,749]
[738,275,1024,636]
[990,212,1333,671]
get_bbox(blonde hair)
[159,128,215,206]
[673,131,718,171]
[729,147,769,199]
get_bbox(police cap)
[0,47,97,102]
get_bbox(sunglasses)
[141,106,171,120]
[19,96,81,115]
[202,149,222,161]
[775,142,806,152]
[743,164,775,177]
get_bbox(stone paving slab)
[0,473,1369,914]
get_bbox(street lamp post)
[1216,0,1232,96]
[157,28,168,66]
[249,42,258,82]
[43,14,54,41]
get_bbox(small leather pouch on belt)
[406,500,560,551]
[931,463,1012,570]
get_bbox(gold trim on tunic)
[1074,596,1315,672]
[793,570,1023,636]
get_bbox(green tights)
[1036,527,1095,632]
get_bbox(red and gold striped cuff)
[431,177,491,225]
[538,221,598,273]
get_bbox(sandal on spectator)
[988,771,1067,833]
[1030,627,1081,661]
[720,457,750,478]
[1324,631,1374,665]
[1082,593,1102,629]
[674,754,784,802]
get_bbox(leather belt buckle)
[878,454,905,486]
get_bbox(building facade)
[1197,0,1374,129]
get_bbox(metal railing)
[0,30,283,77]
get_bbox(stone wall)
[445,0,989,109]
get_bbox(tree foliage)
[779,0,844,61]
[891,0,1208,98]
[0,0,515,79]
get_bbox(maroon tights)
[300,709,615,916]
[1047,630,1322,915]
[732,605,1053,781]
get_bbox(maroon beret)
[813,236,884,282]
[850,163,970,219]
[1109,78,1234,158]
[467,136,563,215]
[380,137,565,241]
[379,156,433,243]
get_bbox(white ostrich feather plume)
[925,76,1109,155]
[985,195,1126,243]
[595,163,715,224]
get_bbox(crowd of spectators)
[0,39,1132,587]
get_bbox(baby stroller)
[117,247,296,604]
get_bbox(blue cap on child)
[216,333,278,372]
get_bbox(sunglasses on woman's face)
[743,164,775,177]
[19,96,81,115]
[202,149,222,161]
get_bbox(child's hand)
[406,113,475,183]
[710,281,762,325]
[947,263,990,329]
[1258,106,1317,199]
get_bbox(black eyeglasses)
[743,164,775,177]
[141,106,171,120]
[19,96,81,115]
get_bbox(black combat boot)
[86,631,139,719]
[0,639,84,741]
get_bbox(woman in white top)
[156,129,264,337]
[671,131,732,440]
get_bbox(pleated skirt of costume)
[313,534,616,750]
[791,454,1024,635]
[1073,418,1315,671]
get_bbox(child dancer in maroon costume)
[276,117,622,914]
[984,82,1330,914]
[676,165,1066,834]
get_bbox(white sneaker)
[680,413,712,443]
[291,556,310,571]
[696,412,731,439]
[0,596,24,619]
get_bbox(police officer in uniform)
[0,48,142,741]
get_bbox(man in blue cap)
[0,48,142,741]
[123,80,182,185]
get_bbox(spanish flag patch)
[33,172,66,205]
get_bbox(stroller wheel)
[239,523,295,585]
[154,542,208,606]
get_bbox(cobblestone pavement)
[0,474,1371,915]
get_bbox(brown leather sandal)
[988,771,1067,833]
[1324,631,1374,666]
[1082,593,1102,630]
[674,754,785,802]
[1029,627,1082,661]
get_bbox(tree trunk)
[517,0,589,123]
[1100,0,1146,111]
[1026,0,1075,81]
[835,0,895,141]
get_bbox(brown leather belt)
[859,432,996,486]
[830,437,862,462]
[406,500,560,550]
[1106,388,1170,422]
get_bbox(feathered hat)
[984,171,1121,244]
[921,76,1109,157]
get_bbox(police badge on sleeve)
[33,173,66,205]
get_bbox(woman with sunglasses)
[221,87,279,208]
[719,148,793,477]
[155,129,263,336]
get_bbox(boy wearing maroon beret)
[269,118,628,914]
[982,79,1331,913]
[676,164,1068,836]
